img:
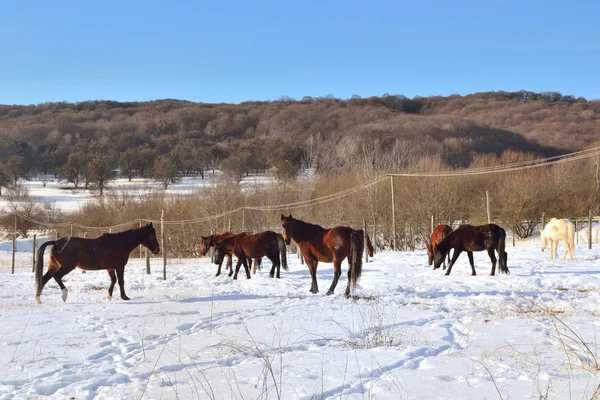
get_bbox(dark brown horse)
[214,231,287,279]
[200,232,262,277]
[35,223,160,304]
[427,224,453,269]
[281,214,363,296]
[433,223,509,276]
[358,229,374,257]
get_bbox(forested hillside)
[0,91,598,190]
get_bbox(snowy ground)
[1,237,600,399]
[0,173,273,213]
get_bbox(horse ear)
[149,222,153,228]
[289,214,293,219]
[281,214,285,221]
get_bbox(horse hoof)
[61,289,68,302]
[34,296,41,305]
[121,296,131,301]
[215,273,220,277]
[106,295,112,301]
[326,291,333,296]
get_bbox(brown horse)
[281,214,363,296]
[358,229,374,257]
[433,223,509,276]
[200,232,262,276]
[427,224,453,269]
[214,231,287,279]
[35,223,160,304]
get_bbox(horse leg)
[115,266,130,300]
[267,252,281,279]
[445,249,462,276]
[35,258,61,303]
[467,251,476,276]
[227,254,233,277]
[487,248,497,276]
[215,258,223,277]
[242,257,251,279]
[107,269,117,300]
[53,264,75,302]
[305,258,319,293]
[326,258,343,295]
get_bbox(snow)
[1,237,600,399]
[1,177,600,399]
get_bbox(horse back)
[237,231,278,258]
[52,236,131,270]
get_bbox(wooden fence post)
[139,220,143,258]
[431,215,434,234]
[70,223,73,237]
[12,212,16,274]
[210,228,214,263]
[390,176,396,251]
[512,230,515,247]
[575,219,579,244]
[32,235,37,273]
[242,208,245,232]
[373,225,377,254]
[542,212,545,231]
[589,209,593,249]
[363,217,368,263]
[161,210,166,280]
[146,247,150,274]
[486,190,491,224]
[228,218,232,232]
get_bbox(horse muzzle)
[152,247,161,255]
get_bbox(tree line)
[0,91,598,196]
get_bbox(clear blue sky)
[1,0,598,105]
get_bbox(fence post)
[32,234,37,273]
[12,212,17,274]
[575,219,579,244]
[228,218,232,232]
[146,247,150,274]
[542,212,545,231]
[513,230,516,247]
[589,209,593,250]
[161,210,166,280]
[373,224,377,254]
[242,208,245,232]
[70,223,73,237]
[486,190,491,224]
[210,228,214,263]
[431,215,434,234]
[390,176,396,250]
[363,217,368,263]
[139,220,143,258]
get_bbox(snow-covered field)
[0,174,272,213]
[2,236,600,399]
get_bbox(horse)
[35,223,160,304]
[426,224,453,269]
[433,223,509,276]
[541,218,575,261]
[200,232,262,276]
[357,229,374,257]
[214,231,287,279]
[281,214,363,296]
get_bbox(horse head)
[432,244,446,270]
[425,238,433,266]
[281,214,294,245]
[199,235,211,256]
[143,222,161,255]
[213,241,226,265]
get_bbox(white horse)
[541,218,575,261]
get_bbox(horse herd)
[32,216,576,304]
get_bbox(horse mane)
[289,217,326,242]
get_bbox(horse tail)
[277,233,288,271]
[350,230,363,293]
[498,228,509,274]
[35,238,70,297]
